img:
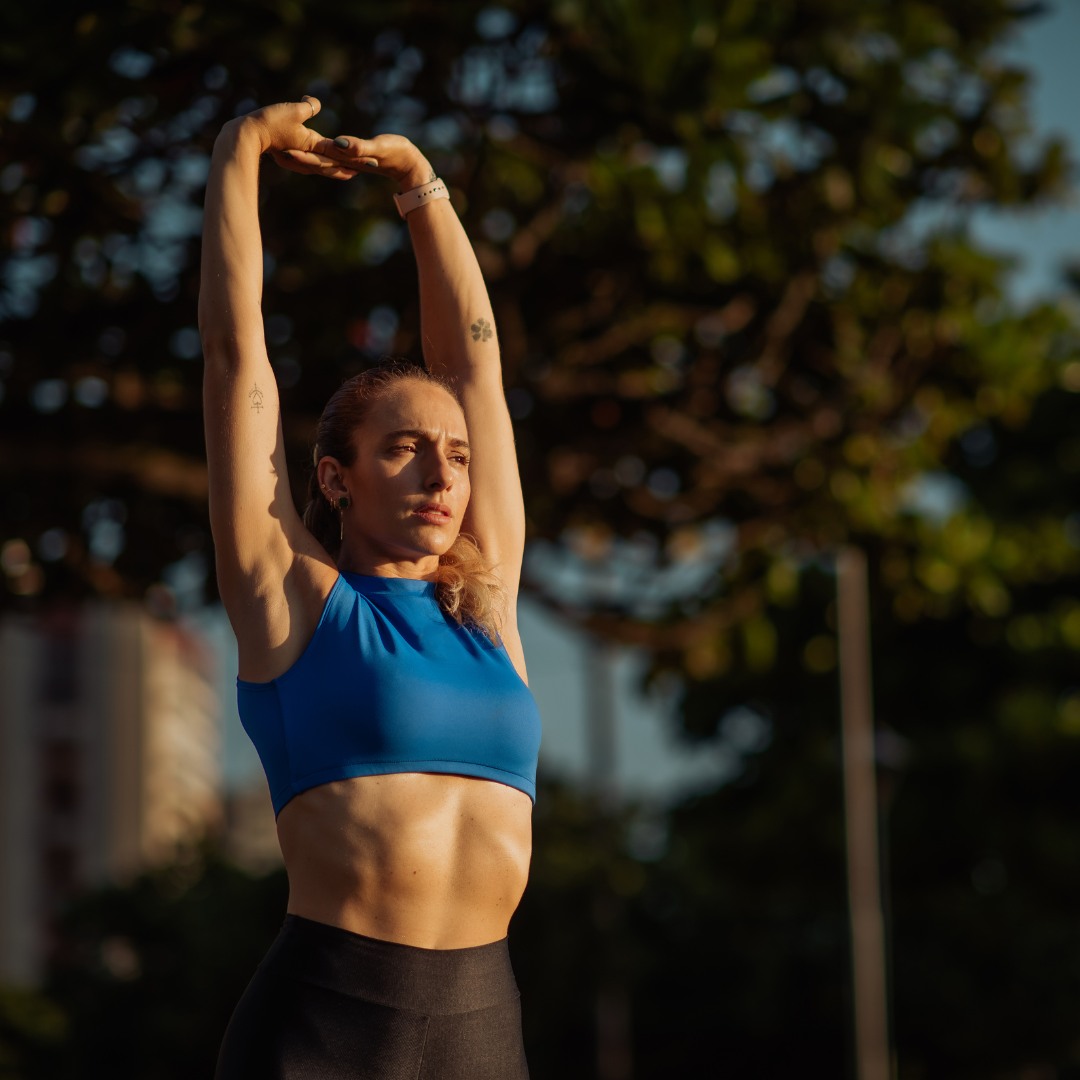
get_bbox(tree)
[1,0,1075,639]
[40,847,287,1080]
[634,524,1080,1076]
[0,984,66,1079]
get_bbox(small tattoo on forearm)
[248,383,264,412]
[427,169,437,183]
[470,317,493,343]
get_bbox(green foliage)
[0,985,66,1079]
[640,551,1080,1076]
[0,0,1075,640]
[42,847,287,1079]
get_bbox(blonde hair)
[302,359,505,642]
[433,532,506,644]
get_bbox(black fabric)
[215,916,530,1080]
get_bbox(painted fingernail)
[361,158,379,167]
[333,136,349,149]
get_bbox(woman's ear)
[316,456,347,499]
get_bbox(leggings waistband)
[264,915,518,1016]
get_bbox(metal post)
[836,546,891,1080]
[586,639,633,1080]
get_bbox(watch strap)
[393,179,449,218]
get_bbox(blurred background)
[2,1,1080,1076]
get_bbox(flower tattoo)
[470,317,493,343]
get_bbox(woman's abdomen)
[275,772,533,949]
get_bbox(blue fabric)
[237,573,542,816]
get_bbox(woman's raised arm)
[408,180,526,604]
[199,98,354,667]
[312,135,527,621]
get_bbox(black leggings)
[215,915,530,1080]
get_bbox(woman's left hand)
[272,131,433,192]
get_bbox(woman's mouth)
[413,504,452,525]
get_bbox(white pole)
[836,546,892,1080]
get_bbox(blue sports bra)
[237,572,542,816]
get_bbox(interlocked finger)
[270,148,359,181]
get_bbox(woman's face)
[334,379,471,575]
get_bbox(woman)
[199,95,541,1079]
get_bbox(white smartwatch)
[393,179,449,218]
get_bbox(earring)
[338,494,350,542]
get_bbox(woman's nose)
[426,453,454,489]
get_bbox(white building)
[0,603,222,986]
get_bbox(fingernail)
[334,136,349,149]
[361,158,378,167]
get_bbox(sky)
[975,0,1080,304]
[216,1,1080,808]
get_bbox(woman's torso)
[236,561,539,949]
[278,773,532,948]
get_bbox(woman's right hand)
[226,96,361,181]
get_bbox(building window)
[42,740,80,816]
[42,845,78,894]
[39,620,79,704]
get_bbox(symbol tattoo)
[470,317,493,343]
[249,383,264,412]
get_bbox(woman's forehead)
[367,380,467,437]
